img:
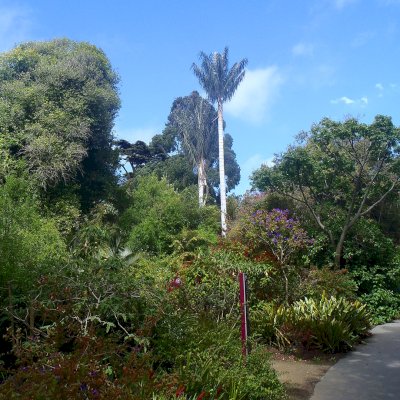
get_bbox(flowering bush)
[248,208,312,266]
[235,207,313,303]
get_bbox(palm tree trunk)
[217,100,227,236]
[198,158,207,207]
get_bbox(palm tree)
[192,47,247,236]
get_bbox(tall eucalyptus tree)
[168,91,218,206]
[192,47,247,235]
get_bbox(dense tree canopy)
[168,91,218,206]
[251,115,400,268]
[0,39,120,209]
[116,92,240,201]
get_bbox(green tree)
[252,115,400,269]
[115,139,153,176]
[0,176,66,338]
[0,39,120,210]
[168,91,218,206]
[137,153,198,191]
[120,175,219,254]
[123,103,241,201]
[192,47,247,235]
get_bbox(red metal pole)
[239,272,248,357]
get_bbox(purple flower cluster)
[248,208,312,264]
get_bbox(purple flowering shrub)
[232,206,313,304]
[251,209,313,303]
[248,208,312,266]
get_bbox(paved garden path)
[310,320,400,400]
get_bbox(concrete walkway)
[310,320,400,400]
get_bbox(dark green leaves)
[0,39,120,201]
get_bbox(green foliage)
[172,338,284,400]
[340,222,400,323]
[4,38,400,400]
[252,296,371,353]
[118,91,241,200]
[135,154,198,191]
[121,176,219,254]
[0,176,66,305]
[168,91,218,164]
[144,253,284,400]
[343,218,397,268]
[0,240,287,400]
[250,302,292,349]
[351,252,400,325]
[228,195,312,303]
[251,115,400,268]
[289,296,371,352]
[192,47,248,104]
[360,288,400,325]
[0,39,120,209]
[300,267,358,300]
[0,252,164,398]
[136,130,241,197]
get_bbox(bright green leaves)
[121,175,219,254]
[0,176,66,295]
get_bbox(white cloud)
[375,83,384,97]
[0,5,32,51]
[331,96,368,106]
[225,67,284,124]
[115,126,160,144]
[292,42,314,57]
[331,96,355,105]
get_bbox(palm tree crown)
[192,47,248,104]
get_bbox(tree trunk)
[198,158,207,207]
[217,101,227,236]
[282,268,289,304]
[334,227,349,270]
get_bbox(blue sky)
[1,0,399,193]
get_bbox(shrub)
[253,295,371,353]
[289,296,371,352]
[250,302,291,349]
[349,247,400,324]
[300,267,358,300]
[360,288,400,325]
[121,176,219,255]
[162,324,284,400]
[228,201,313,304]
[0,176,67,360]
